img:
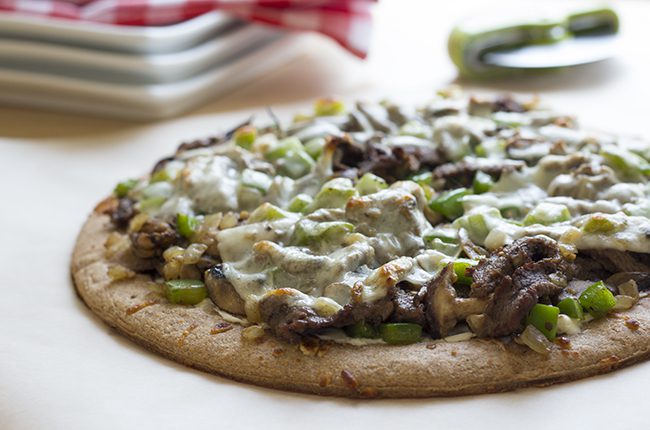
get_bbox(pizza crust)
[72,212,650,398]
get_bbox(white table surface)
[2,1,650,429]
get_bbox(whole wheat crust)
[72,212,650,398]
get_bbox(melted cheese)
[138,95,650,318]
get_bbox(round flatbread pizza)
[72,90,650,397]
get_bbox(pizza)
[72,89,650,397]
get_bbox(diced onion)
[613,295,637,311]
[443,332,475,343]
[515,325,552,355]
[618,280,639,299]
[219,212,239,229]
[104,232,130,258]
[128,213,149,232]
[183,243,208,264]
[163,246,185,262]
[107,265,136,282]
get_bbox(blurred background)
[0,0,648,138]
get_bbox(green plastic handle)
[448,5,619,78]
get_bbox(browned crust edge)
[71,212,650,398]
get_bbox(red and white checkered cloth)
[0,0,376,57]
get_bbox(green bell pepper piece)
[472,171,494,194]
[499,205,522,219]
[399,121,431,139]
[165,279,207,305]
[526,303,560,341]
[309,178,358,211]
[114,179,138,198]
[356,172,388,195]
[455,209,499,244]
[600,146,649,181]
[150,169,170,183]
[314,98,345,116]
[344,321,379,339]
[582,215,620,234]
[579,281,616,318]
[379,323,422,345]
[287,194,313,213]
[265,137,303,161]
[292,220,354,246]
[139,196,166,212]
[304,137,326,160]
[277,149,315,179]
[248,203,289,223]
[241,169,273,194]
[410,171,433,187]
[176,213,198,239]
[234,125,257,150]
[523,202,571,226]
[427,238,461,256]
[451,258,478,285]
[557,297,584,320]
[429,188,471,220]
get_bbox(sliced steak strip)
[581,249,650,274]
[482,260,568,337]
[330,135,444,183]
[432,159,524,189]
[470,236,575,337]
[259,289,394,343]
[470,235,568,298]
[390,288,426,326]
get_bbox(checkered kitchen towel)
[0,0,376,57]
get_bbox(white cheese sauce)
[138,94,650,318]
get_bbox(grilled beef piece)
[581,250,650,274]
[175,136,224,154]
[575,250,650,292]
[110,197,135,229]
[573,254,611,281]
[470,236,568,298]
[432,159,524,189]
[468,95,527,117]
[470,236,575,337]
[492,95,528,113]
[390,288,426,325]
[331,135,443,183]
[482,260,569,337]
[259,290,395,343]
[129,218,179,259]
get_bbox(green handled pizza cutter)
[448,5,619,79]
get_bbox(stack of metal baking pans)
[0,11,300,119]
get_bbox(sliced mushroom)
[423,264,488,338]
[205,264,245,315]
